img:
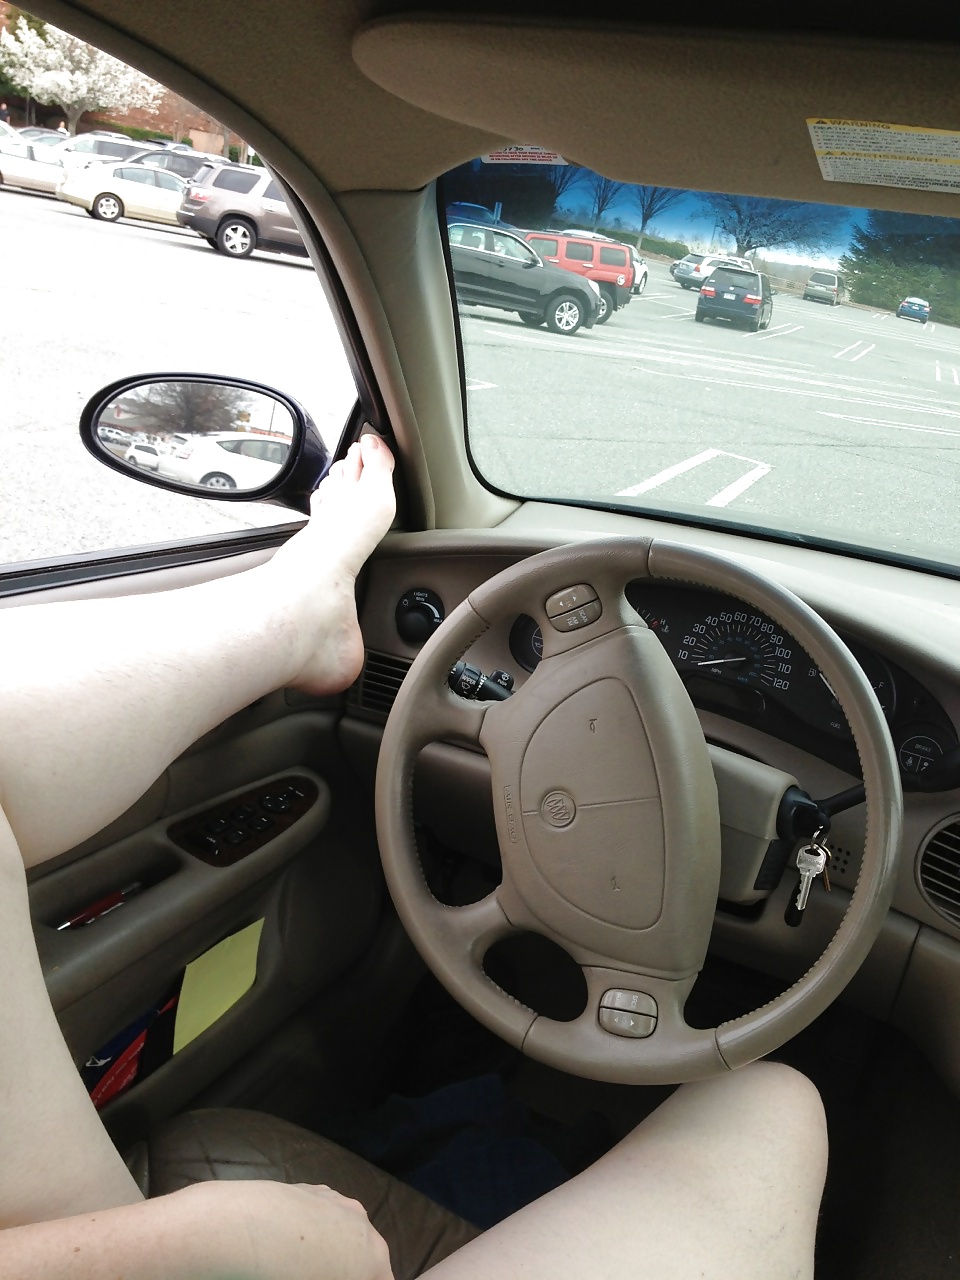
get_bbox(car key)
[784,837,829,927]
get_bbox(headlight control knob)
[395,588,445,647]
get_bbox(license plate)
[723,291,736,300]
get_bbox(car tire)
[91,193,123,222]
[596,287,615,324]
[751,314,763,332]
[634,271,647,296]
[216,218,256,258]
[203,235,218,247]
[694,311,706,323]
[518,313,543,328]
[545,294,584,335]
[200,472,237,490]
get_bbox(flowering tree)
[0,18,162,134]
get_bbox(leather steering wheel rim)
[375,537,902,1084]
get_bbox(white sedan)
[0,134,65,194]
[57,162,186,224]
[159,433,291,491]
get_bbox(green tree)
[840,210,960,321]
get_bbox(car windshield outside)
[445,156,960,574]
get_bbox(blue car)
[897,296,931,322]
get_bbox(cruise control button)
[600,989,658,1018]
[599,1008,657,1038]
[549,598,602,633]
[545,583,598,617]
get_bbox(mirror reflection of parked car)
[123,442,161,471]
[176,162,308,258]
[448,222,601,334]
[523,229,637,323]
[57,162,187,223]
[897,296,931,322]
[159,432,292,490]
[695,266,774,330]
[673,252,752,289]
[803,270,843,305]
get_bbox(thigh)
[422,1062,827,1280]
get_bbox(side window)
[563,241,593,262]
[262,179,284,201]
[154,170,183,192]
[528,236,558,256]
[598,246,627,266]
[211,168,259,193]
[98,141,137,159]
[3,54,359,569]
[491,232,535,262]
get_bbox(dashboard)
[507,583,958,785]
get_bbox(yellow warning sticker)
[807,119,960,193]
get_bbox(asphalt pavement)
[1,186,354,565]
[461,262,960,567]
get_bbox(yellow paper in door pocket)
[173,918,264,1053]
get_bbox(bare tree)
[631,186,686,247]
[587,174,628,231]
[697,192,848,257]
[108,382,253,439]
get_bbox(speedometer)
[675,608,794,693]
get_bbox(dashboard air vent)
[349,650,412,717]
[918,818,960,926]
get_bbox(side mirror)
[80,374,330,515]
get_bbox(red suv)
[523,230,635,323]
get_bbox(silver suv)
[176,163,307,259]
[672,252,752,289]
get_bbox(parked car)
[176,162,307,258]
[628,245,649,295]
[695,265,774,330]
[39,132,164,173]
[897,296,931,322]
[449,222,600,334]
[57,161,187,223]
[158,432,292,490]
[10,5,960,1279]
[123,441,161,470]
[125,146,231,182]
[96,425,131,446]
[0,134,65,193]
[673,252,752,289]
[445,200,513,227]
[523,229,637,322]
[16,126,65,146]
[803,269,843,305]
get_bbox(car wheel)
[634,271,647,296]
[200,472,237,490]
[760,311,771,330]
[518,313,543,328]
[751,314,763,332]
[596,287,615,324]
[216,218,256,258]
[203,235,218,247]
[694,311,705,323]
[91,193,123,222]
[545,294,584,335]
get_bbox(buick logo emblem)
[541,790,576,828]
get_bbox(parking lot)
[3,183,960,567]
[460,260,960,562]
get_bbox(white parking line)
[615,447,771,506]
[849,343,876,362]
[834,340,864,359]
[466,378,497,390]
[936,362,942,382]
[758,324,804,342]
[819,411,960,440]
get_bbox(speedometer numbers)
[674,610,793,693]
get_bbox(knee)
[724,1060,828,1172]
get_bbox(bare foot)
[267,434,396,695]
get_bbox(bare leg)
[0,434,395,866]
[422,1062,826,1280]
[0,437,395,1225]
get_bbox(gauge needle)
[819,671,838,698]
[696,656,748,666]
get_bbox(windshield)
[443,156,960,572]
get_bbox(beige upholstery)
[125,1108,480,1280]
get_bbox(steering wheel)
[375,538,901,1084]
